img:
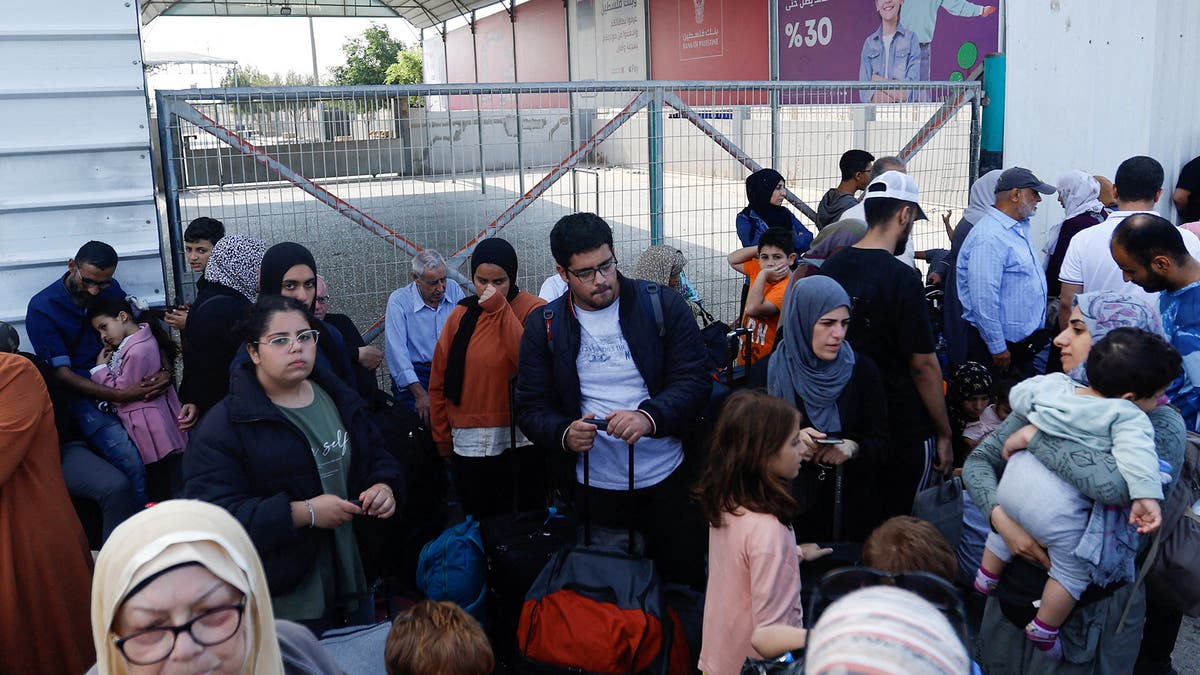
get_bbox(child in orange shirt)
[729,227,797,363]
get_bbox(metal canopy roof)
[139,0,507,30]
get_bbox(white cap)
[863,170,927,220]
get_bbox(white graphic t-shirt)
[574,299,682,490]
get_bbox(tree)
[331,23,407,85]
[384,48,423,86]
[219,67,315,88]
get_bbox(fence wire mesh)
[157,80,979,383]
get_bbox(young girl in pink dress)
[695,390,832,674]
[87,297,187,466]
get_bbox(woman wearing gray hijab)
[767,276,889,541]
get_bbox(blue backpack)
[417,516,487,624]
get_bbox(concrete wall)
[1004,0,1200,252]
[0,0,165,349]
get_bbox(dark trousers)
[60,440,140,544]
[392,362,432,408]
[878,435,935,523]
[575,462,707,589]
[1134,593,1185,674]
[965,324,1043,379]
[451,445,549,519]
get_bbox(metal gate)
[156,80,980,345]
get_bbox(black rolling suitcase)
[479,381,576,673]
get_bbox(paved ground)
[161,168,1200,672]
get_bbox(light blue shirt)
[957,206,1047,354]
[899,0,987,44]
[384,279,465,388]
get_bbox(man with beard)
[1111,213,1200,433]
[24,241,173,506]
[820,172,953,521]
[957,167,1055,378]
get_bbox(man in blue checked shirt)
[957,167,1056,377]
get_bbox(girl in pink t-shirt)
[695,390,831,674]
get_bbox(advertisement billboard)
[777,0,998,96]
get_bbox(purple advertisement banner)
[777,0,998,86]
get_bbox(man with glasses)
[516,213,711,587]
[957,167,1056,377]
[25,241,172,507]
[385,249,464,425]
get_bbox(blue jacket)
[858,22,921,103]
[515,275,711,456]
[184,362,402,594]
[735,209,813,253]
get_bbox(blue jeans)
[391,362,432,411]
[60,440,140,543]
[68,398,148,505]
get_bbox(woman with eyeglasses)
[88,499,343,674]
[963,292,1185,673]
[184,295,401,635]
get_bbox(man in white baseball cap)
[820,171,953,523]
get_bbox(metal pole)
[156,91,186,304]
[648,87,665,245]
[443,23,457,183]
[509,1,525,195]
[471,12,488,195]
[564,0,579,212]
[769,0,781,169]
[308,17,319,84]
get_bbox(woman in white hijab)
[1045,170,1108,297]
[88,499,344,675]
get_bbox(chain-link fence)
[156,80,979,360]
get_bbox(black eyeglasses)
[114,601,246,665]
[77,271,112,291]
[807,567,970,647]
[567,256,618,282]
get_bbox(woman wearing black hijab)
[735,168,813,254]
[255,242,358,391]
[429,238,547,517]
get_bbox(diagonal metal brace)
[447,90,654,266]
[164,99,469,285]
[897,87,977,164]
[661,90,818,224]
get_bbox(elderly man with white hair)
[385,249,465,424]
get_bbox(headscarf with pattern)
[202,235,268,303]
[632,245,686,291]
[1069,291,1163,385]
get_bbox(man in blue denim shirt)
[859,0,922,103]
[958,168,1056,377]
[24,241,174,505]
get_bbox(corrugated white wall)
[1004,0,1200,253]
[0,0,164,351]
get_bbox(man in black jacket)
[516,213,711,587]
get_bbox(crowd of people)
[4,148,1200,674]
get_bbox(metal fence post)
[509,1,525,195]
[648,86,665,245]
[769,0,781,169]
[471,12,488,195]
[155,91,186,304]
